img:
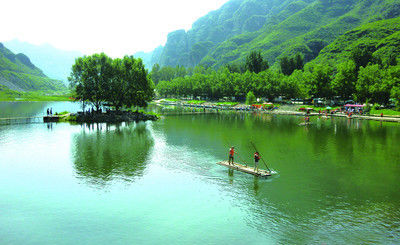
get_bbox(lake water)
[0,102,399,244]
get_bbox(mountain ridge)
[4,39,82,84]
[0,43,66,92]
[136,0,400,69]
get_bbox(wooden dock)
[0,114,71,124]
[217,161,271,177]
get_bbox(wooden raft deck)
[217,161,271,177]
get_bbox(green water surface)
[0,102,399,244]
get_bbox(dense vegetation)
[69,53,154,111]
[0,43,66,92]
[137,0,400,70]
[155,47,400,107]
[0,84,71,101]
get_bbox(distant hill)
[134,45,163,70]
[4,40,82,84]
[0,43,66,92]
[136,0,400,69]
[312,16,400,65]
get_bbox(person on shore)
[228,147,235,165]
[50,108,52,115]
[254,152,260,172]
[46,108,49,115]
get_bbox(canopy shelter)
[344,104,365,107]
[344,104,365,113]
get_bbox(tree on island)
[69,53,154,111]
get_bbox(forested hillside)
[312,16,400,65]
[0,43,66,92]
[137,0,400,69]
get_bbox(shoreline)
[49,111,159,123]
[156,100,400,123]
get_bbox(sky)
[1,0,229,57]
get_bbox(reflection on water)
[1,102,400,244]
[152,112,400,243]
[72,122,154,186]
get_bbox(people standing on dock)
[228,147,235,165]
[46,108,49,115]
[50,108,53,115]
[254,152,260,172]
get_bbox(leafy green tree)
[280,54,303,76]
[355,64,391,104]
[385,65,400,107]
[69,54,153,110]
[226,63,245,74]
[107,58,126,110]
[245,51,269,74]
[386,53,398,67]
[121,56,154,108]
[308,64,333,98]
[69,53,113,111]
[351,46,373,70]
[150,64,161,85]
[294,53,304,71]
[281,70,309,99]
[246,91,256,105]
[331,60,357,99]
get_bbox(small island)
[65,53,157,123]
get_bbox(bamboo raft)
[217,161,271,177]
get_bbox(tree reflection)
[72,122,154,186]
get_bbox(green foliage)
[216,101,239,106]
[308,64,334,98]
[370,108,400,115]
[245,51,269,73]
[186,100,206,104]
[351,46,373,70]
[355,64,392,105]
[142,0,400,71]
[0,89,71,101]
[150,64,187,85]
[246,91,256,105]
[69,53,154,110]
[155,60,400,106]
[280,53,304,75]
[314,17,400,66]
[331,60,357,99]
[151,0,400,106]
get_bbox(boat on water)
[217,161,271,177]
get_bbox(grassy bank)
[0,90,72,101]
[370,108,400,116]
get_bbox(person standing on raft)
[254,152,260,172]
[228,147,235,165]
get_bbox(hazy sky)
[1,0,228,57]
